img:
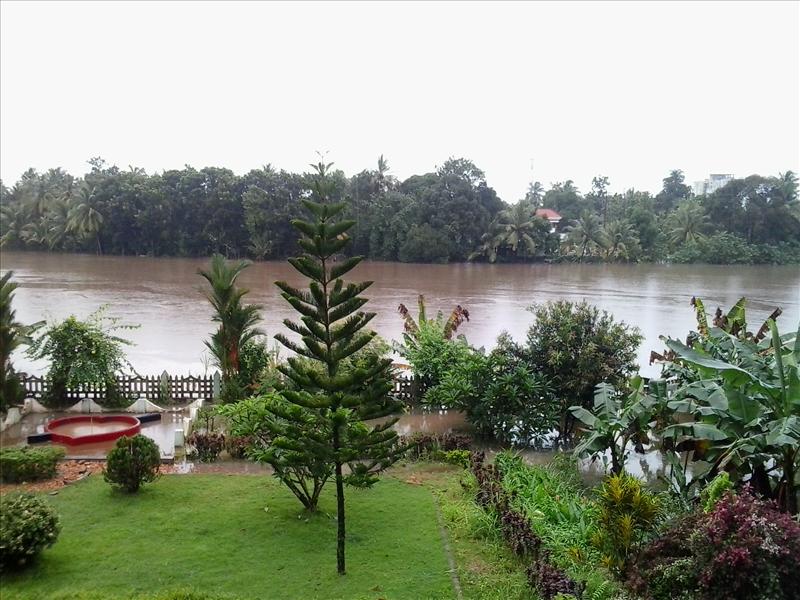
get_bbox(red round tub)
[45,415,141,446]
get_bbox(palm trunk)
[96,233,103,255]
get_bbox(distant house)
[534,208,562,233]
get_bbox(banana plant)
[570,376,665,475]
[662,319,799,513]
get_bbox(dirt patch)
[0,460,105,495]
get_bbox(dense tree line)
[1,157,797,264]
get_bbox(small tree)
[198,254,264,402]
[0,271,42,412]
[26,306,136,408]
[523,301,642,447]
[273,161,406,575]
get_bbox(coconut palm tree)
[198,254,264,394]
[524,181,545,207]
[20,219,50,248]
[0,204,29,248]
[668,201,709,247]
[67,185,104,254]
[492,202,542,258]
[568,211,609,259]
[43,195,71,250]
[469,227,500,263]
[604,219,640,261]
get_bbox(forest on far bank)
[1,156,798,265]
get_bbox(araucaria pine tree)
[274,161,405,575]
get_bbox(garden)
[1,163,798,600]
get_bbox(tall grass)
[494,452,620,600]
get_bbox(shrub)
[0,446,65,483]
[26,307,137,409]
[426,333,557,446]
[225,434,253,459]
[593,473,660,577]
[443,449,471,468]
[104,434,161,493]
[0,493,61,571]
[521,301,642,446]
[527,557,582,600]
[400,432,473,460]
[187,431,225,463]
[397,319,473,394]
[628,490,800,600]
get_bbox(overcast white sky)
[1,1,798,202]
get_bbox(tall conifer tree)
[274,161,405,575]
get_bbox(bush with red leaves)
[527,555,583,600]
[628,489,800,600]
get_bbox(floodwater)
[0,410,187,459]
[2,251,798,378]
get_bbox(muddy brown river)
[2,251,798,378]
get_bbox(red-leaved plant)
[628,488,800,600]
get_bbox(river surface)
[2,251,798,378]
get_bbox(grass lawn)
[2,472,455,600]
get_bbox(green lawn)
[2,473,455,600]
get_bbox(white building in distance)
[693,173,734,196]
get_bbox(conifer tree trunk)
[335,455,346,574]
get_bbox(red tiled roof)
[534,208,562,220]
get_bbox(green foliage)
[0,271,42,412]
[566,210,608,259]
[522,301,643,446]
[700,472,732,512]
[470,202,556,262]
[26,306,137,408]
[426,334,557,446]
[657,309,800,513]
[443,449,472,468]
[187,431,225,463]
[236,338,273,392]
[198,254,263,401]
[270,161,406,574]
[570,377,665,475]
[495,452,600,572]
[3,164,797,264]
[398,223,453,262]
[592,473,660,577]
[0,493,61,572]
[395,294,471,391]
[218,392,333,511]
[0,446,65,483]
[103,434,161,493]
